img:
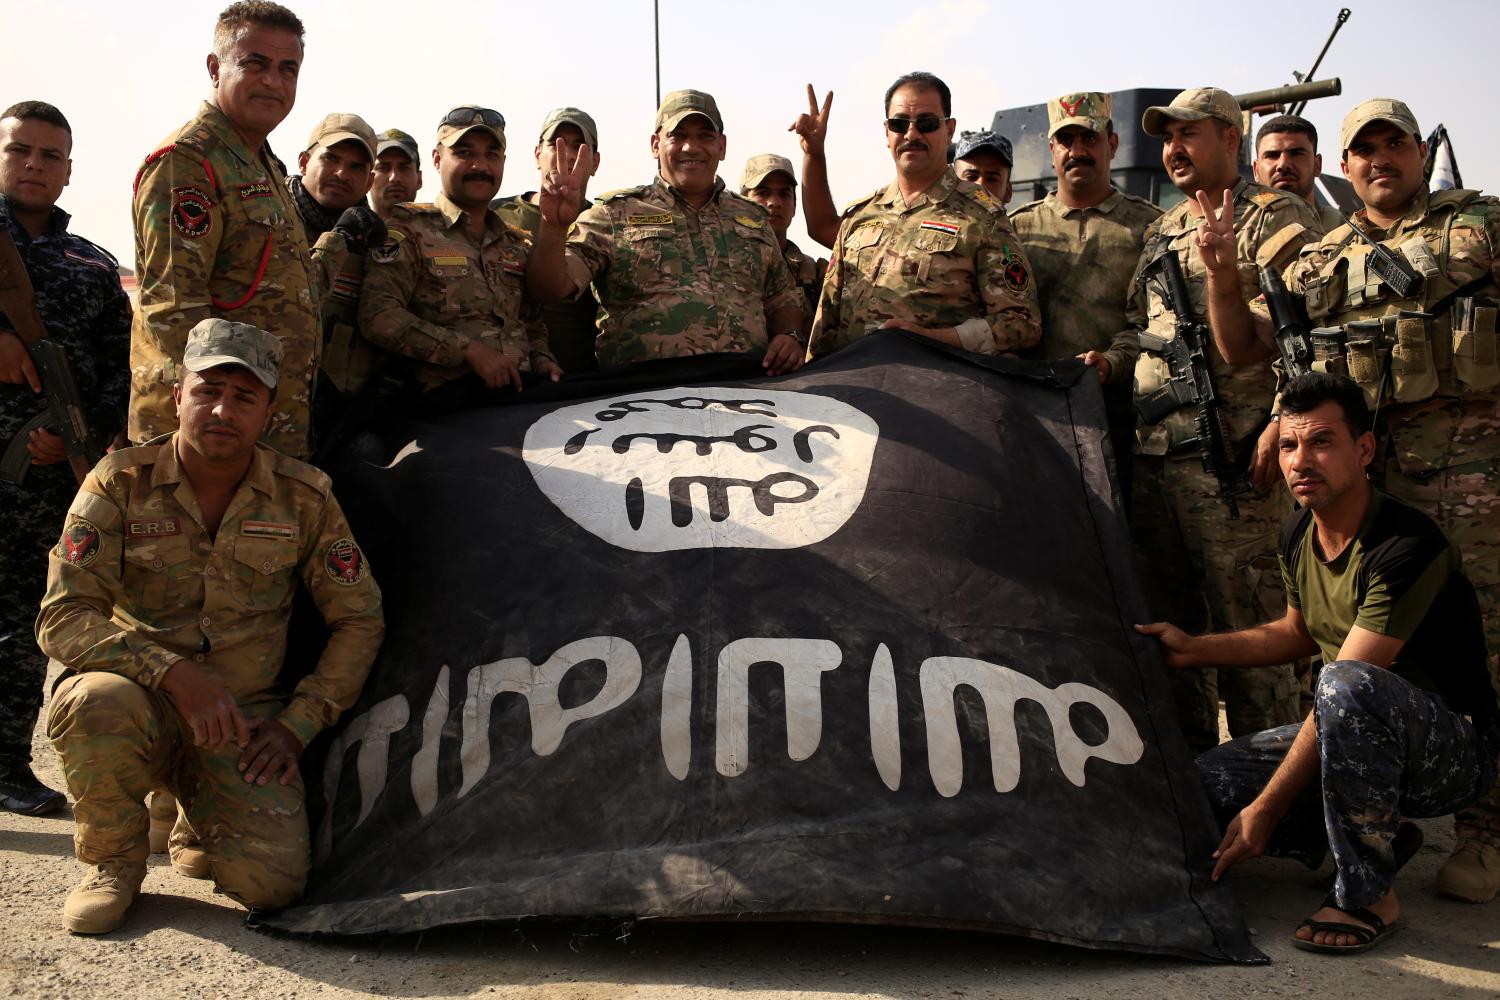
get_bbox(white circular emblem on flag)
[523,388,880,551]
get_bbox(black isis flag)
[260,332,1265,964]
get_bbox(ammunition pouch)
[1451,296,1500,393]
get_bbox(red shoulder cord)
[211,230,272,310]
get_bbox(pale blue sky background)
[4,0,1495,262]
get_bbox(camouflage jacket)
[1130,177,1322,456]
[493,191,600,373]
[808,168,1041,359]
[129,101,320,459]
[564,175,802,366]
[1277,188,1500,474]
[359,193,550,391]
[36,434,384,747]
[0,199,132,497]
[783,237,827,340]
[1011,189,1160,396]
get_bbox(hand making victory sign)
[1193,188,1238,277]
[789,84,833,157]
[538,136,594,230]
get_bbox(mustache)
[461,171,496,184]
[1064,155,1095,171]
[1169,154,1195,172]
[897,140,928,153]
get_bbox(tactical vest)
[1300,190,1499,407]
[319,244,376,395]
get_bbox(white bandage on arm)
[955,317,997,355]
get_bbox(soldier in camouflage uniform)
[528,90,806,373]
[739,153,826,342]
[359,107,557,394]
[128,2,320,460]
[40,319,384,934]
[1011,92,1161,510]
[1252,115,1345,234]
[808,72,1041,360]
[1128,88,1324,755]
[369,129,422,220]
[952,130,1013,204]
[0,102,131,816]
[493,108,604,374]
[1211,98,1500,903]
[1142,373,1499,953]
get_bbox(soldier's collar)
[434,191,506,234]
[1045,187,1123,218]
[153,434,277,496]
[879,168,959,210]
[654,173,727,207]
[0,195,71,239]
[198,100,264,169]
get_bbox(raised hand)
[538,137,593,229]
[1193,188,1238,278]
[789,84,833,158]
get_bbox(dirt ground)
[3,676,1497,999]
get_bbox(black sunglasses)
[885,114,948,135]
[442,106,505,130]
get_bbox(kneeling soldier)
[40,319,384,934]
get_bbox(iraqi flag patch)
[919,221,960,236]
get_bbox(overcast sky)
[5,0,1495,263]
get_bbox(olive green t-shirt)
[492,192,599,373]
[1280,490,1496,722]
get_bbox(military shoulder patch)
[1249,189,1281,208]
[170,185,214,239]
[63,248,115,272]
[733,215,764,229]
[370,230,407,264]
[600,186,649,203]
[325,537,368,586]
[58,518,102,568]
[1000,245,1030,295]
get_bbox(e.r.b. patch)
[1001,245,1030,295]
[59,519,101,568]
[171,186,214,239]
[325,537,367,586]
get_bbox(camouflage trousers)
[1198,661,1500,909]
[1380,398,1500,838]
[46,671,308,911]
[0,470,77,764]
[1132,455,1302,753]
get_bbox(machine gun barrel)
[1234,78,1342,113]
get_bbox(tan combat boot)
[168,814,211,879]
[63,862,147,935]
[147,790,176,854]
[1436,828,1500,903]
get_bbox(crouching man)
[39,319,384,934]
[1138,372,1499,954]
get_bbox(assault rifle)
[1135,251,1247,518]
[0,229,100,485]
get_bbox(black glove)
[332,205,387,256]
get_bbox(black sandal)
[1292,893,1400,955]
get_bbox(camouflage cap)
[306,112,378,161]
[656,89,722,133]
[538,107,599,150]
[436,106,506,151]
[1340,98,1421,151]
[1048,92,1112,137]
[1141,87,1241,137]
[375,128,419,161]
[740,153,796,193]
[183,318,283,389]
[953,130,1013,166]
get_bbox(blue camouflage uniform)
[0,196,132,772]
[1197,493,1500,909]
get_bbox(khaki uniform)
[39,436,384,908]
[493,192,600,373]
[359,194,550,392]
[128,101,320,459]
[1277,188,1500,834]
[783,237,827,340]
[564,176,802,366]
[1012,189,1161,505]
[809,168,1041,359]
[1318,202,1347,234]
[1129,177,1323,752]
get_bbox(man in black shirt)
[1139,373,1500,954]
